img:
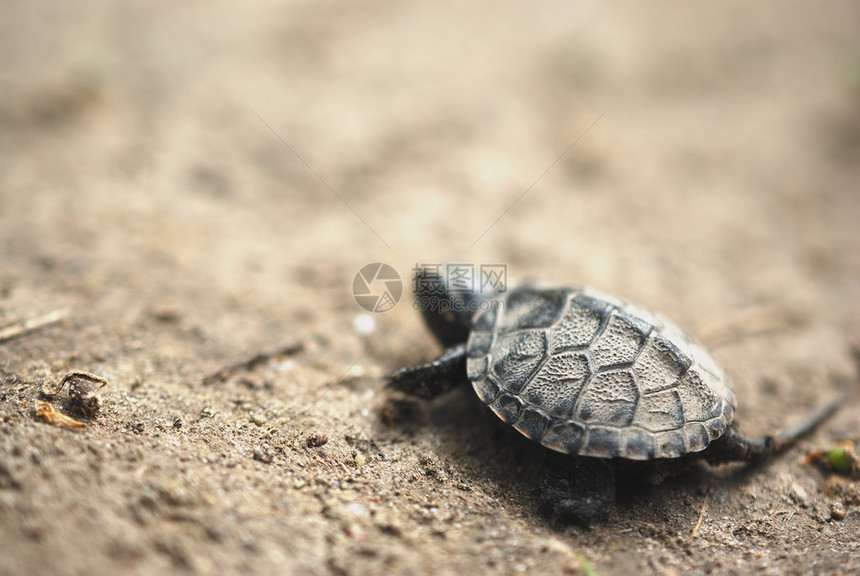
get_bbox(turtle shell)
[466,286,736,460]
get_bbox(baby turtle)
[389,274,848,521]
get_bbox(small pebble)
[353,314,376,336]
[43,371,107,418]
[790,483,809,506]
[353,452,366,467]
[831,501,846,521]
[253,448,273,464]
[306,433,328,448]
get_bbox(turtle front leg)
[387,344,468,399]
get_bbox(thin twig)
[0,309,69,344]
[201,342,304,385]
[690,493,709,539]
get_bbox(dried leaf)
[35,401,85,429]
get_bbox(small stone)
[253,448,273,464]
[306,433,328,448]
[353,452,367,467]
[44,371,107,418]
[790,482,809,506]
[353,314,376,336]
[831,501,846,521]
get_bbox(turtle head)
[413,266,493,348]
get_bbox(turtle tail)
[704,387,853,465]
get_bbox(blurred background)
[3,2,858,320]
[3,0,859,385]
[1,1,859,573]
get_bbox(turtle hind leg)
[386,344,468,400]
[705,390,850,465]
[537,458,616,525]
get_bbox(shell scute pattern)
[468,287,735,460]
[473,374,500,404]
[542,420,586,453]
[575,370,638,427]
[549,299,604,352]
[622,431,657,460]
[521,353,589,417]
[584,427,622,458]
[676,371,721,422]
[513,407,551,440]
[492,331,546,393]
[636,388,686,432]
[498,289,567,332]
[492,393,524,424]
[589,311,650,369]
[633,335,690,395]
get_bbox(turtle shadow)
[376,387,624,524]
[376,386,788,528]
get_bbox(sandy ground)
[2,1,860,575]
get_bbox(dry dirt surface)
[2,2,860,575]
